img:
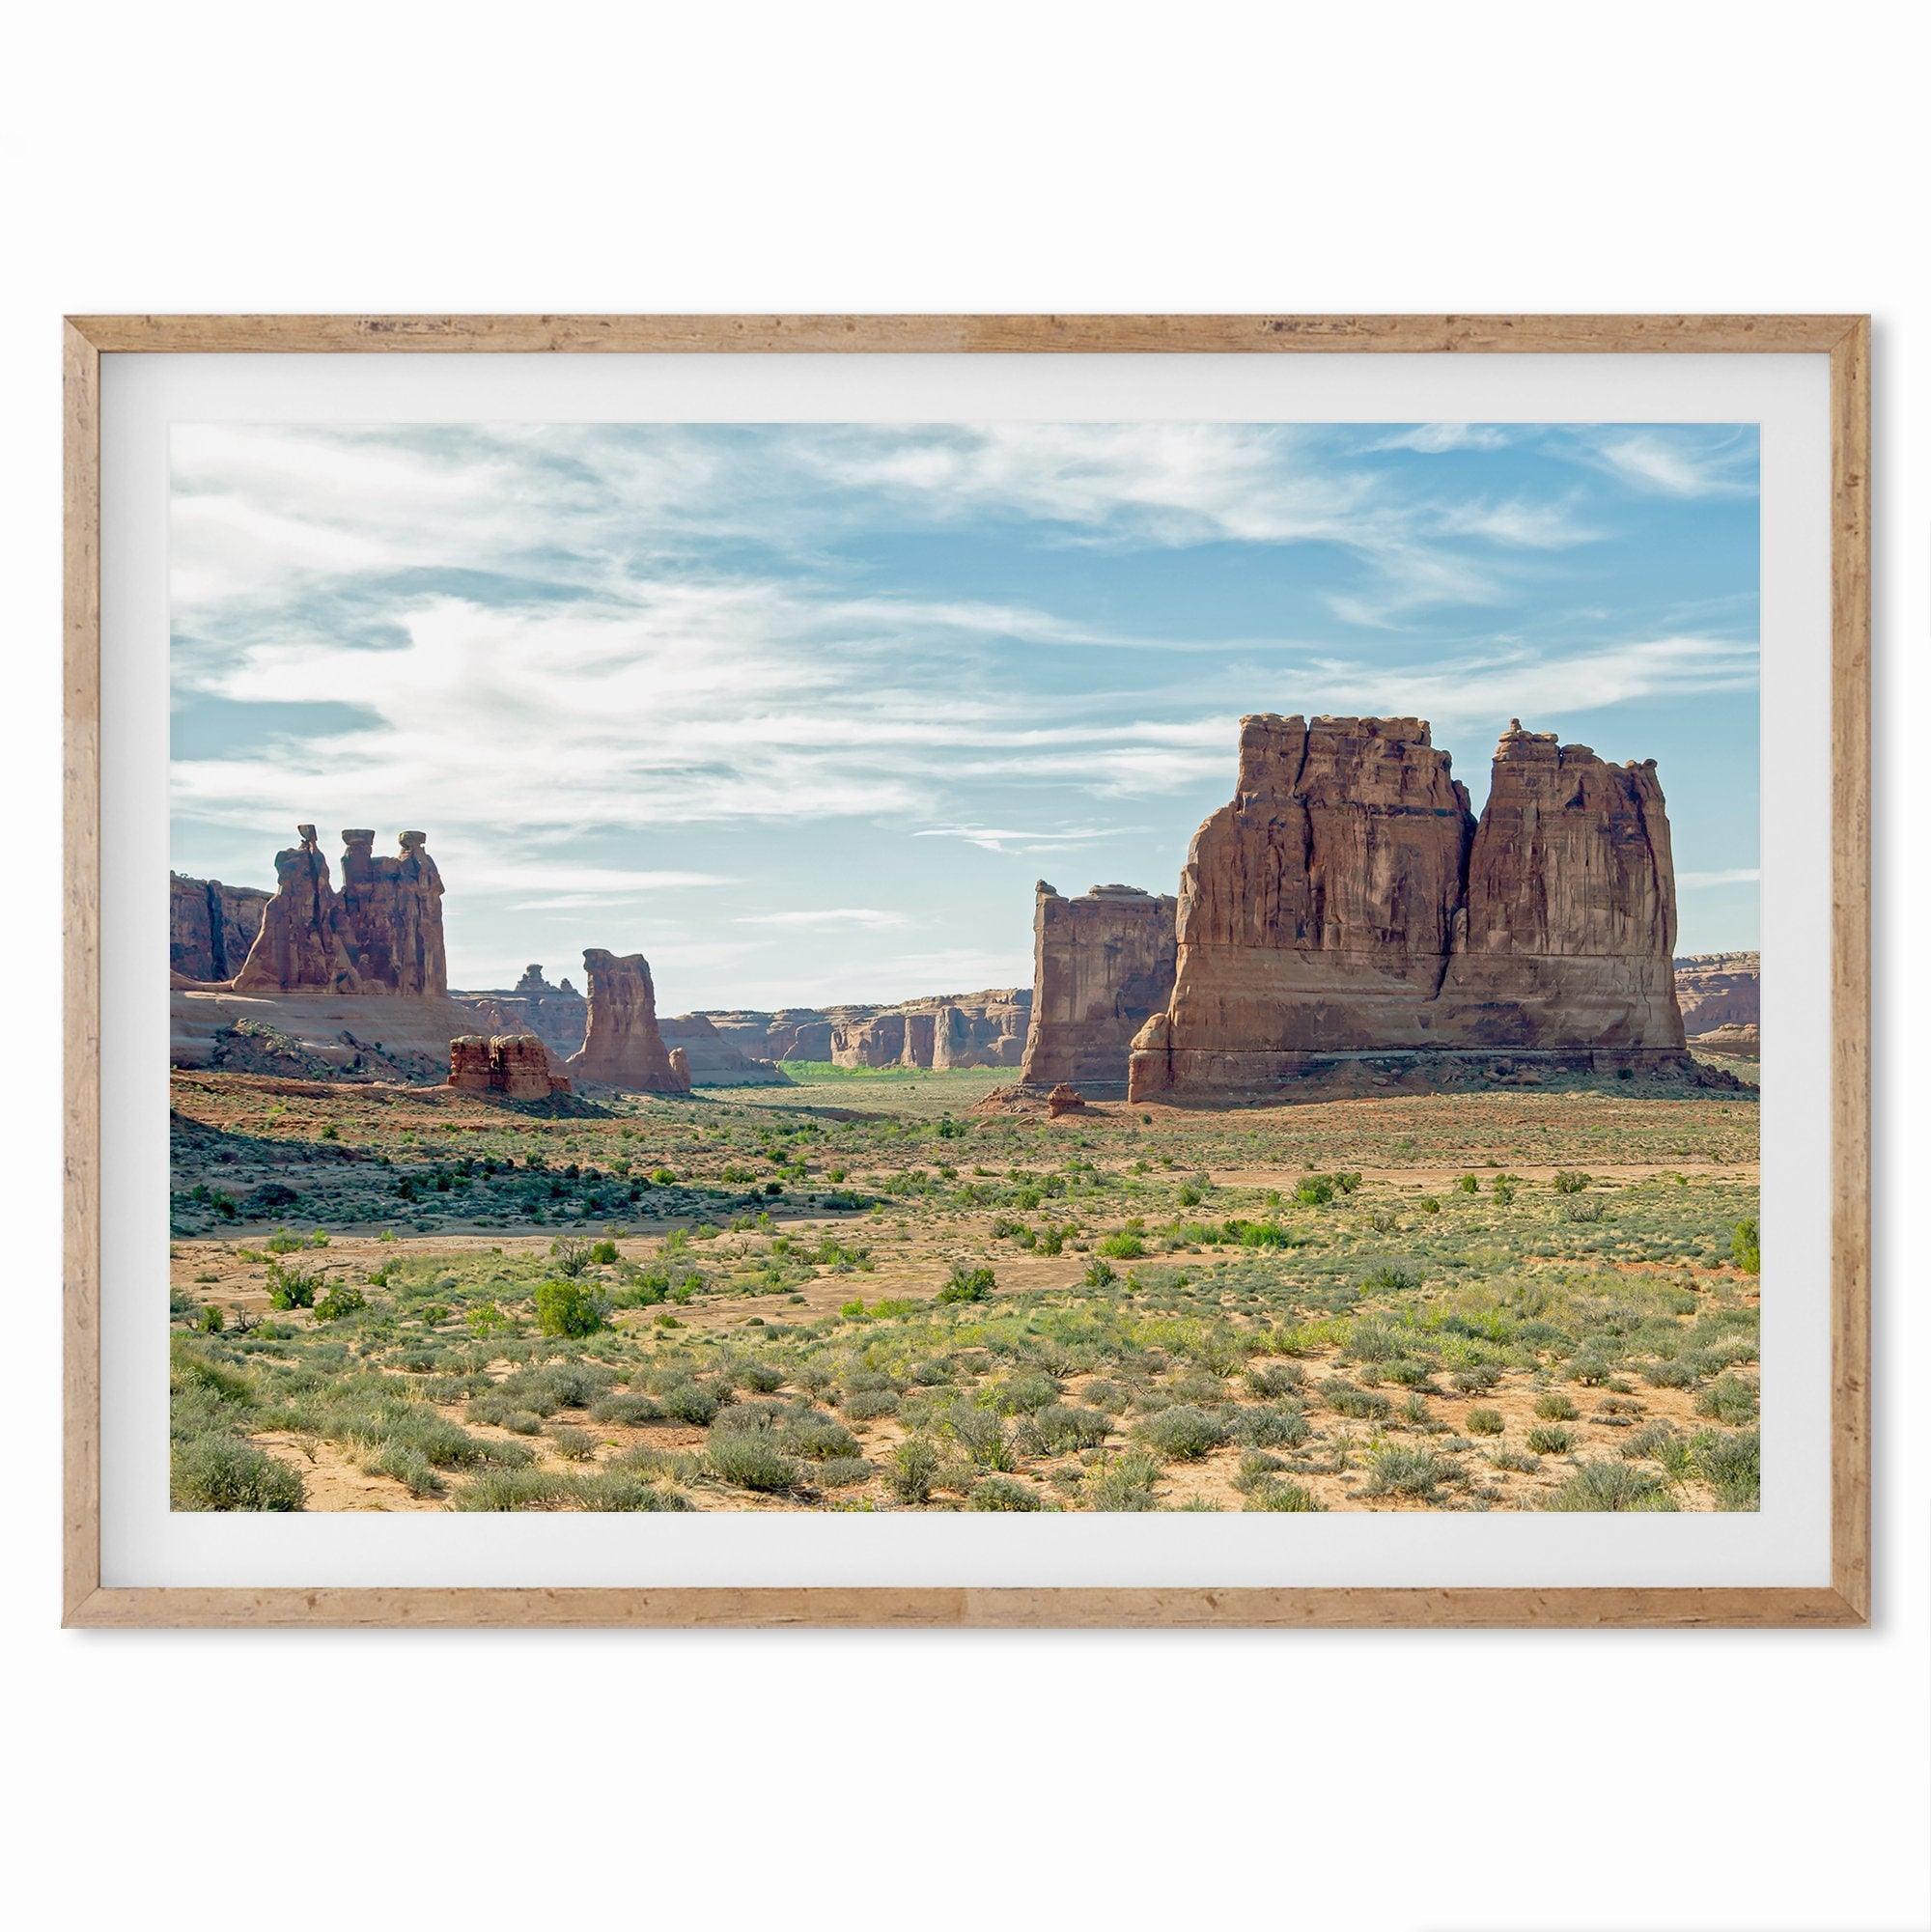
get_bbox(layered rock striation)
[566,949,690,1093]
[1129,715,1699,1100]
[1674,952,1760,1039]
[449,1033,572,1099]
[1019,883,1178,1088]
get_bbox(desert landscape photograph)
[166,419,1763,1515]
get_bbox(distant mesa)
[827,989,1031,1071]
[698,992,1032,1071]
[1126,714,1734,1100]
[566,949,690,1095]
[1674,951,1760,1039]
[658,1012,790,1086]
[448,1033,572,1100]
[457,962,589,1060]
[1019,882,1177,1091]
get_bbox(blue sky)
[170,420,1760,1008]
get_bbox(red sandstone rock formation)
[566,949,690,1093]
[1130,715,1694,1100]
[667,1046,692,1087]
[337,829,448,995]
[232,826,449,996]
[1019,883,1177,1088]
[1045,1082,1086,1117]
[169,872,271,982]
[233,826,364,994]
[1674,952,1760,1037]
[448,1033,571,1098]
[1436,724,1683,1052]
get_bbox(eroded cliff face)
[169,872,270,982]
[1674,952,1760,1036]
[232,826,449,996]
[1019,883,1177,1087]
[1130,715,1693,1099]
[1435,725,1683,1052]
[337,829,447,995]
[565,949,690,1093]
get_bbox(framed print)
[63,315,1869,1628]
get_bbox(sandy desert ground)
[168,1060,1761,1514]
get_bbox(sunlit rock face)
[566,949,690,1094]
[1129,715,1693,1100]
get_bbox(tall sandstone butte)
[566,949,690,1094]
[232,826,447,996]
[1129,715,1691,1100]
[1020,882,1179,1088]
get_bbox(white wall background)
[5,6,1922,1927]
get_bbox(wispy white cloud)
[734,908,910,930]
[1370,424,1515,454]
[1677,867,1761,888]
[1577,429,1759,498]
[912,825,1117,854]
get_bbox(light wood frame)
[63,315,1870,1629]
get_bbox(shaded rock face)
[232,826,448,996]
[1130,716,1692,1099]
[1675,952,1760,1036]
[449,1033,571,1099]
[233,826,364,994]
[169,872,269,982]
[566,949,689,1093]
[658,1013,789,1085]
[1019,883,1177,1088]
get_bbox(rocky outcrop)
[667,1046,692,1088]
[1675,952,1760,1037]
[232,826,364,994]
[566,949,690,1093]
[449,1033,572,1099]
[1019,883,1177,1088]
[828,990,1031,1070]
[1046,1082,1086,1118]
[1690,1022,1760,1059]
[337,829,448,995]
[232,826,448,996]
[169,872,270,982]
[659,1013,789,1085]
[453,964,588,1058]
[1436,725,1683,1052]
[1130,715,1701,1100]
